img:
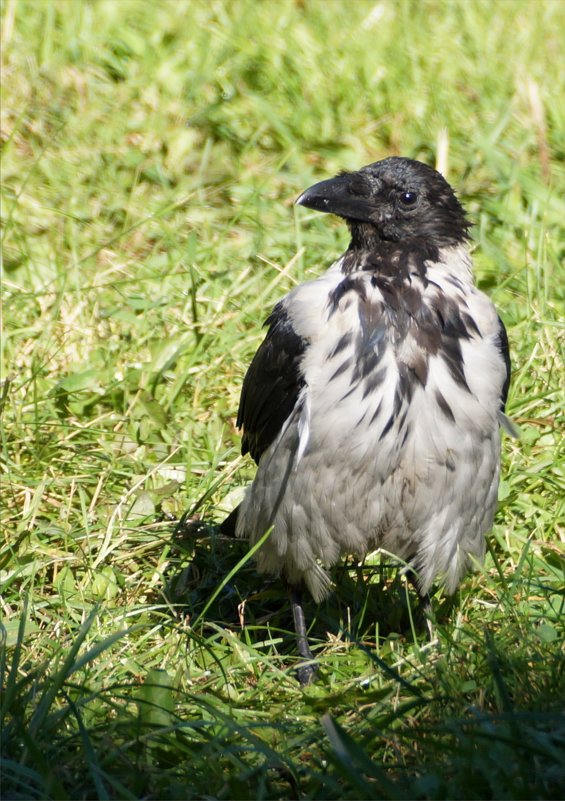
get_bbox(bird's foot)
[296,660,318,687]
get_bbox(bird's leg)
[289,586,318,686]
[405,569,434,639]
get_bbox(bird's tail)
[219,505,240,538]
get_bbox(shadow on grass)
[165,514,455,658]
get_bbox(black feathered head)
[297,157,470,251]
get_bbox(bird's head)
[296,157,470,252]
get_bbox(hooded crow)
[221,157,513,683]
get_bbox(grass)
[1,0,564,798]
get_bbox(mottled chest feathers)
[326,262,478,395]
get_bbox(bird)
[221,156,513,684]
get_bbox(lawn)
[1,0,564,798]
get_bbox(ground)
[1,1,564,798]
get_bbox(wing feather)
[495,315,511,411]
[237,302,307,464]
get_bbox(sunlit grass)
[1,0,564,798]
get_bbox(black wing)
[237,302,307,464]
[495,315,511,411]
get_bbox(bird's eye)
[399,191,418,206]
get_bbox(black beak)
[296,172,375,223]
